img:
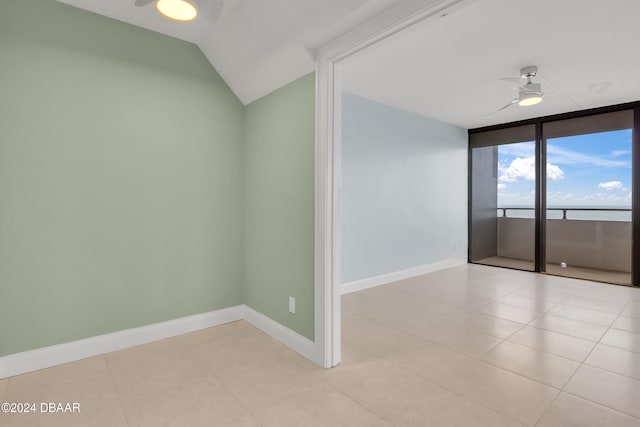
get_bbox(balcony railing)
[498,207,631,221]
[494,209,632,279]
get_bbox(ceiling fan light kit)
[156,0,198,22]
[518,81,543,106]
[493,65,544,114]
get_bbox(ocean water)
[499,207,632,222]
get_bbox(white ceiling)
[342,0,640,129]
[58,0,404,104]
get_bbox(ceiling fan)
[134,0,224,23]
[496,65,544,112]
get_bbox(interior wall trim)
[341,259,466,295]
[243,305,317,364]
[0,304,318,379]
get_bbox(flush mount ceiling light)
[156,0,197,22]
[135,0,225,24]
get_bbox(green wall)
[244,74,316,340]
[0,0,245,356]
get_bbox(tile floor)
[477,256,632,286]
[1,264,640,426]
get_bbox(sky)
[497,129,632,207]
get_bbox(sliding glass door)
[469,125,536,271]
[469,107,638,286]
[543,110,633,285]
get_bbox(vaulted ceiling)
[57,0,405,104]
[57,0,640,127]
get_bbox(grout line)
[435,372,551,427]
[102,355,132,427]
[561,388,640,421]
[325,381,393,426]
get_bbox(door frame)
[312,0,480,368]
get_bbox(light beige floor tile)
[562,295,626,314]
[477,302,540,324]
[575,283,636,302]
[546,303,618,326]
[326,359,435,421]
[480,341,579,389]
[254,382,389,427]
[536,392,640,427]
[437,291,495,310]
[538,275,587,291]
[612,316,640,334]
[385,341,475,384]
[177,319,254,346]
[341,312,431,359]
[187,324,294,371]
[387,278,450,299]
[585,344,640,380]
[449,311,526,339]
[340,340,375,366]
[361,285,435,313]
[513,287,573,303]
[211,349,322,409]
[123,372,256,427]
[1,356,127,427]
[600,328,640,354]
[412,323,502,357]
[342,293,426,331]
[507,326,596,362]
[530,314,608,342]
[105,336,217,401]
[342,292,394,318]
[565,365,640,418]
[440,360,558,426]
[495,294,557,312]
[454,284,516,301]
[0,378,7,402]
[623,299,640,319]
[388,385,526,427]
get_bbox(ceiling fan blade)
[497,98,519,112]
[588,81,612,94]
[134,0,154,6]
[483,99,518,117]
[499,77,522,84]
[204,0,224,24]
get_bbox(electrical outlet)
[288,296,296,314]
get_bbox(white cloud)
[547,145,629,168]
[547,164,564,180]
[497,183,506,190]
[598,181,623,191]
[499,157,535,182]
[499,142,535,158]
[611,150,631,157]
[499,156,564,182]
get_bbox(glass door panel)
[470,125,536,271]
[543,110,633,285]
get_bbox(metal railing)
[498,207,631,220]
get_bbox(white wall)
[341,93,468,284]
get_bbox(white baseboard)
[242,305,316,364]
[0,305,244,379]
[341,258,467,295]
[0,304,321,379]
